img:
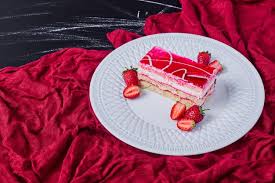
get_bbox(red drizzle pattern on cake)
[139,47,216,88]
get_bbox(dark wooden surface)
[0,0,181,68]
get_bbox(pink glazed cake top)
[139,47,216,88]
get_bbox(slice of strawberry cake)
[138,47,217,106]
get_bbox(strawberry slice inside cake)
[138,47,217,106]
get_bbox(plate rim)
[90,33,265,155]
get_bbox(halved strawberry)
[123,85,140,99]
[209,60,223,74]
[177,119,196,131]
[170,102,186,120]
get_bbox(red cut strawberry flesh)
[170,102,186,120]
[123,85,140,99]
[209,60,223,74]
[177,119,196,131]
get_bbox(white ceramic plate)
[90,33,264,155]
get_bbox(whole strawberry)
[197,51,211,65]
[122,66,139,86]
[184,105,208,123]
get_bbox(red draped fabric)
[0,0,274,182]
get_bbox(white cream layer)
[139,68,215,99]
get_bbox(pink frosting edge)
[138,73,216,100]
[139,63,216,90]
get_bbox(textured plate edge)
[89,33,265,156]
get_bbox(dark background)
[0,0,181,68]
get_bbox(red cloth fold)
[0,0,275,182]
[106,29,142,48]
